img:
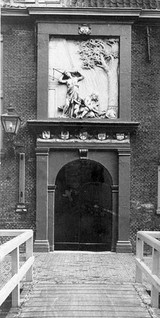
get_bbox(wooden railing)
[0,229,34,307]
[135,231,160,308]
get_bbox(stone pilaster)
[48,184,56,251]
[111,185,118,252]
[116,149,132,253]
[34,147,50,252]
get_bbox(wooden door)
[54,160,112,251]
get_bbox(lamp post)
[1,105,21,135]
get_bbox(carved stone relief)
[39,130,129,143]
[48,38,119,119]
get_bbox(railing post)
[11,247,20,307]
[26,234,33,282]
[151,248,160,308]
[135,236,144,283]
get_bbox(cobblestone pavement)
[33,252,136,284]
[1,252,160,317]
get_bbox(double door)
[54,160,112,251]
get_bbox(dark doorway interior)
[54,160,113,251]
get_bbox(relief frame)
[37,22,131,121]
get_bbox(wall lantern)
[1,105,21,135]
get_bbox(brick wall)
[0,18,37,233]
[130,24,160,251]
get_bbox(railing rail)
[135,231,160,308]
[0,229,34,307]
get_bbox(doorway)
[54,159,113,251]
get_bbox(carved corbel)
[78,24,91,35]
[79,149,88,159]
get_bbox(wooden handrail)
[0,230,33,261]
[135,231,160,308]
[0,229,34,307]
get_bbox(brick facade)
[1,15,160,252]
[1,19,37,234]
[130,24,160,251]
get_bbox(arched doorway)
[54,159,113,251]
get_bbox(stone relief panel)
[48,37,119,119]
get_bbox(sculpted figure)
[58,71,84,118]
[79,93,100,118]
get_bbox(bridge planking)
[18,283,151,318]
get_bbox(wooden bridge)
[1,231,160,318]
[14,281,152,318]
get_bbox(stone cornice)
[140,9,160,18]
[1,7,160,19]
[28,7,142,17]
[1,8,29,16]
[27,119,139,134]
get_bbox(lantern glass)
[1,107,21,134]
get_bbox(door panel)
[54,160,112,251]
[79,182,112,250]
